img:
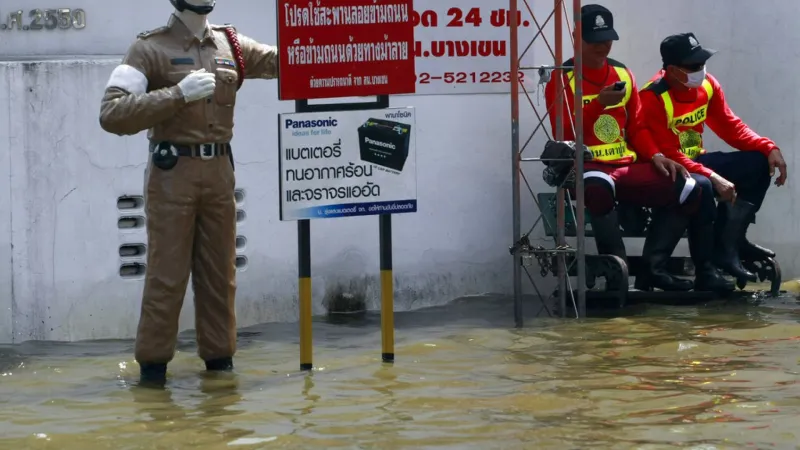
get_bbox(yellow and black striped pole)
[379,214,394,363]
[298,219,313,371]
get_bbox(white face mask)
[681,66,706,88]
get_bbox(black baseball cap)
[581,4,619,43]
[660,32,717,67]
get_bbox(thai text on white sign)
[410,0,532,95]
[278,107,418,221]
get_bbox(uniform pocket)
[214,68,238,106]
[166,70,192,86]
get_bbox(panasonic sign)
[284,117,338,129]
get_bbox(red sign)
[277,0,416,100]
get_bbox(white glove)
[177,68,216,103]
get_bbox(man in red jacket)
[640,32,787,283]
[544,5,731,292]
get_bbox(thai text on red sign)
[277,0,417,100]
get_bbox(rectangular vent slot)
[117,196,144,210]
[118,216,145,229]
[119,263,146,278]
[119,244,146,258]
[234,189,245,205]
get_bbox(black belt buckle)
[152,142,179,170]
[200,144,215,160]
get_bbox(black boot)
[590,209,627,263]
[740,238,775,260]
[738,213,776,260]
[139,363,167,388]
[634,209,693,291]
[688,219,734,293]
[205,357,234,372]
[714,201,757,282]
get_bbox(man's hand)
[710,172,737,203]
[768,148,787,186]
[597,84,626,107]
[177,69,216,103]
[652,153,689,181]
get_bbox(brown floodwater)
[1,293,799,449]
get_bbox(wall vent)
[119,262,146,279]
[118,216,145,229]
[119,244,146,258]
[117,195,144,211]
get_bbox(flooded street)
[1,295,799,449]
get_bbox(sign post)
[277,0,417,371]
[379,213,394,362]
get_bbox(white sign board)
[278,107,418,221]
[410,0,529,95]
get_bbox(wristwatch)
[652,152,664,159]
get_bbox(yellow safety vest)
[643,77,714,159]
[564,59,638,163]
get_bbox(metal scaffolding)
[510,0,586,325]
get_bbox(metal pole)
[510,0,523,328]
[572,0,586,316]
[295,97,315,371]
[379,214,395,363]
[554,0,566,317]
[297,219,313,370]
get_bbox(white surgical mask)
[682,66,706,88]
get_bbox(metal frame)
[510,0,586,325]
[292,96,396,371]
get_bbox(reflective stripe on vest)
[567,66,632,110]
[584,141,634,162]
[565,65,637,163]
[660,78,714,159]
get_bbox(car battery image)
[357,118,411,172]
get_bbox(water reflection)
[0,294,799,448]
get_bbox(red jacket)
[544,58,660,163]
[639,70,777,177]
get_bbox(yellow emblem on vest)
[679,129,702,149]
[594,114,621,144]
[678,129,704,159]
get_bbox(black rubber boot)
[738,213,775,261]
[634,209,693,292]
[590,209,627,263]
[714,201,757,282]
[205,357,234,372]
[139,363,167,388]
[717,201,775,261]
[740,238,775,260]
[688,219,734,293]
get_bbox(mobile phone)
[613,81,626,91]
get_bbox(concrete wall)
[0,0,797,343]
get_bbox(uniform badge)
[170,58,195,65]
[215,57,236,68]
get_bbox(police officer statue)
[99,0,278,387]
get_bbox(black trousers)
[695,151,771,211]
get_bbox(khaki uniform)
[99,15,277,365]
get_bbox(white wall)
[0,0,798,343]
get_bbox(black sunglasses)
[679,63,705,72]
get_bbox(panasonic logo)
[284,117,338,129]
[365,137,395,150]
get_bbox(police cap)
[581,4,619,43]
[660,32,717,67]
